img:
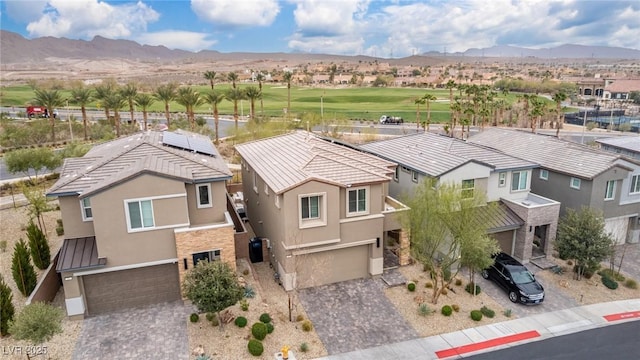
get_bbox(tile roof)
[47,130,231,197]
[605,79,640,93]
[596,136,640,153]
[468,128,631,179]
[235,131,395,194]
[359,132,537,177]
[56,236,106,272]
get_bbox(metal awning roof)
[56,236,106,273]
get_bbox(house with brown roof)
[470,128,640,245]
[359,132,561,263]
[48,130,237,318]
[235,131,409,291]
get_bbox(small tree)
[4,148,62,185]
[12,239,38,297]
[1,275,15,337]
[9,302,63,358]
[26,220,51,270]
[21,186,51,235]
[555,207,614,280]
[182,261,243,327]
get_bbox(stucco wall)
[58,196,95,239]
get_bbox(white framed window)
[412,170,419,183]
[539,169,549,180]
[347,186,369,216]
[80,197,93,221]
[299,192,326,228]
[498,172,506,187]
[511,170,528,191]
[631,175,640,195]
[604,180,616,200]
[264,184,269,196]
[461,179,475,198]
[196,184,212,208]
[252,171,258,193]
[192,249,221,266]
[125,199,154,231]
[570,177,581,190]
[275,194,280,209]
[394,167,399,182]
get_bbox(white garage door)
[605,217,629,245]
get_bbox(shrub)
[407,282,416,292]
[441,305,453,316]
[470,310,483,321]
[252,322,268,340]
[440,288,448,295]
[301,320,313,332]
[503,309,512,317]
[259,313,272,324]
[296,314,305,322]
[601,276,619,290]
[465,283,481,295]
[235,316,248,328]
[11,239,37,297]
[598,269,625,282]
[418,303,432,317]
[244,286,255,298]
[266,322,274,334]
[56,226,64,236]
[26,221,50,270]
[240,299,249,311]
[551,266,564,275]
[299,342,309,353]
[210,316,219,327]
[452,304,460,312]
[624,279,638,290]
[206,312,216,322]
[566,260,573,266]
[242,269,250,276]
[0,240,7,253]
[247,339,264,356]
[480,306,495,318]
[425,282,433,288]
[190,313,200,323]
[454,278,462,286]
[1,275,15,336]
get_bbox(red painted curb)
[435,330,541,359]
[604,311,640,322]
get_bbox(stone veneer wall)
[502,202,561,263]
[175,225,236,297]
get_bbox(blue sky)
[1,0,639,57]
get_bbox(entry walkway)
[316,298,640,359]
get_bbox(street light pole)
[580,109,587,144]
[67,99,73,141]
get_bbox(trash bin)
[249,237,263,263]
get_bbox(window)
[605,180,616,200]
[394,167,399,182]
[412,171,419,183]
[301,195,320,220]
[461,179,475,198]
[264,184,269,195]
[126,200,154,230]
[347,187,368,215]
[401,166,410,173]
[192,249,221,266]
[631,175,640,194]
[275,194,280,209]
[196,184,212,208]
[539,169,549,180]
[80,197,93,221]
[570,177,581,190]
[252,171,258,193]
[511,171,528,191]
[498,172,506,187]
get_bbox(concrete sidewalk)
[317,299,640,360]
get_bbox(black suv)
[481,252,544,305]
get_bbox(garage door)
[605,217,629,245]
[296,245,369,289]
[83,263,181,316]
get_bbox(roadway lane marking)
[435,330,541,359]
[603,311,640,322]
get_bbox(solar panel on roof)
[162,131,216,156]
[187,136,216,156]
[162,132,190,150]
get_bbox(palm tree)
[203,91,226,144]
[244,86,262,121]
[103,93,127,137]
[120,82,138,125]
[529,97,545,133]
[204,71,217,90]
[154,83,177,127]
[445,80,456,127]
[256,72,265,118]
[70,86,93,140]
[176,87,203,130]
[414,96,425,130]
[227,72,239,89]
[552,91,567,137]
[226,88,246,131]
[33,89,65,143]
[283,71,293,119]
[93,83,115,121]
[134,93,155,131]
[422,94,437,131]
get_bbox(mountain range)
[1,30,639,64]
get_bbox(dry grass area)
[0,203,82,360]
[535,257,640,306]
[187,259,327,360]
[385,263,513,338]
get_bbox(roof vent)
[521,201,531,206]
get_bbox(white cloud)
[135,31,217,51]
[190,0,279,27]
[288,34,365,55]
[290,0,369,36]
[25,0,159,39]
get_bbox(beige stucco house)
[48,130,235,318]
[235,131,409,291]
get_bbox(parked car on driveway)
[481,252,545,305]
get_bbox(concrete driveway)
[73,301,191,360]
[299,278,418,355]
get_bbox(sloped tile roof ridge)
[308,137,395,173]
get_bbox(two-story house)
[235,131,409,291]
[470,128,640,245]
[48,130,236,318]
[596,136,640,161]
[359,132,561,263]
